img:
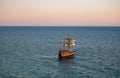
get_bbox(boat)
[58,34,77,59]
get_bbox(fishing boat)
[58,34,77,59]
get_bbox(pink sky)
[0,0,120,26]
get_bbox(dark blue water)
[0,26,120,78]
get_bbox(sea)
[0,26,120,78]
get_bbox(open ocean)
[0,26,120,78]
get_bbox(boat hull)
[58,50,76,59]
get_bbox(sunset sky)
[0,0,120,26]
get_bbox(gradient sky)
[0,0,120,26]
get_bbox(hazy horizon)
[0,0,120,26]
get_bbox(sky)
[0,0,120,26]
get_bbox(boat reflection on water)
[58,57,75,68]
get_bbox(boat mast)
[63,34,76,51]
[67,34,71,51]
[63,38,66,50]
[63,34,70,51]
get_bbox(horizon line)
[0,25,120,27]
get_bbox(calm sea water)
[0,26,120,78]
